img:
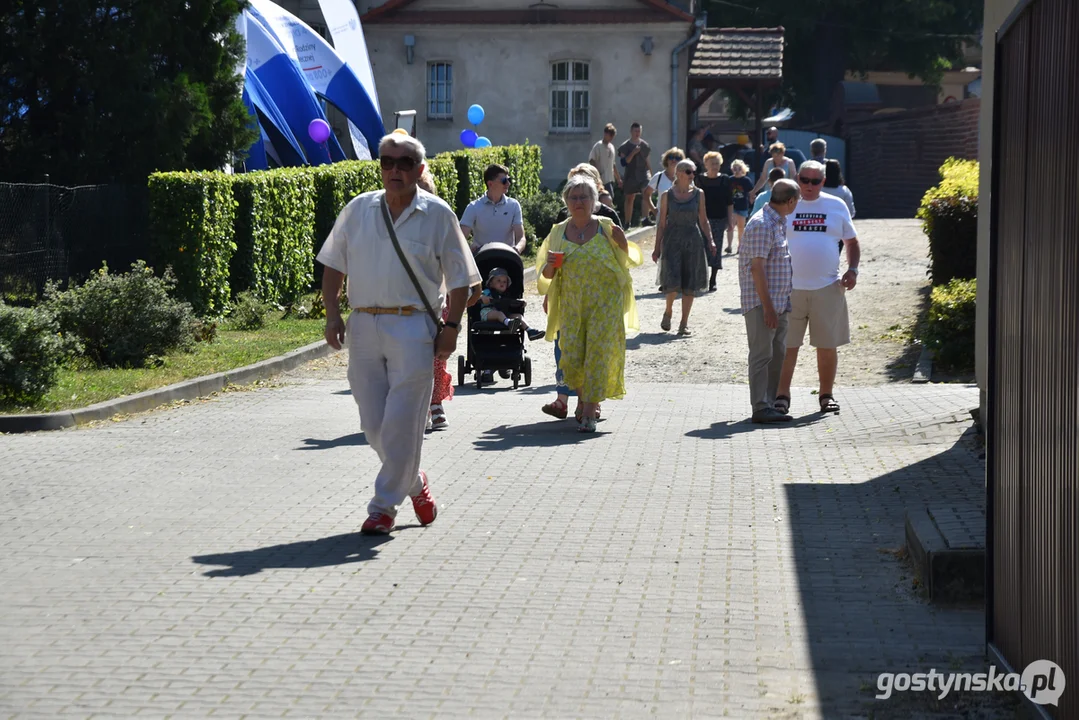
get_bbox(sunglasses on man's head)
[798,176,823,186]
[380,156,417,172]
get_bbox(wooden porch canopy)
[688,27,785,146]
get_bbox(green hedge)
[232,168,316,305]
[917,158,978,286]
[149,172,237,316]
[149,143,541,313]
[923,278,976,372]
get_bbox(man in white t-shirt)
[774,160,861,416]
[589,123,622,195]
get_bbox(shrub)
[232,168,316,304]
[917,158,979,286]
[311,160,383,259]
[0,303,68,406]
[226,291,270,331]
[521,189,565,243]
[43,261,196,368]
[445,144,543,216]
[149,171,237,315]
[923,278,976,373]
[425,156,459,210]
[498,143,543,201]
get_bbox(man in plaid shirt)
[739,179,800,423]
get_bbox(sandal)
[594,403,602,420]
[577,417,597,433]
[575,404,601,422]
[774,395,791,415]
[678,324,691,336]
[819,394,840,414]
[429,404,447,428]
[661,312,672,332]
[542,398,568,419]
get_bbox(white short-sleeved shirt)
[459,194,523,250]
[786,194,857,291]
[316,188,480,309]
[589,140,617,184]
[648,171,674,195]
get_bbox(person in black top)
[696,150,734,289]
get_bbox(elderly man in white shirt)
[318,133,481,536]
[774,160,861,417]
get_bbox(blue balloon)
[475,136,492,148]
[467,104,485,125]
[460,129,478,147]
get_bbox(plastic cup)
[549,251,565,269]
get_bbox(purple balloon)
[308,119,332,144]
[460,129,478,148]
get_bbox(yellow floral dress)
[536,218,641,403]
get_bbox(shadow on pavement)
[784,431,996,717]
[626,332,678,350]
[473,420,602,449]
[685,412,825,439]
[331,389,352,396]
[296,433,368,450]
[192,532,395,577]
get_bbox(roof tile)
[689,28,785,81]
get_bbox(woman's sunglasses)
[798,176,823,186]
[682,169,695,175]
[380,156,417,172]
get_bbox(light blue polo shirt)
[460,193,523,249]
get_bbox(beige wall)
[362,23,691,187]
[976,0,1022,417]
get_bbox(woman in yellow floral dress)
[537,176,641,432]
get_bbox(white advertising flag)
[316,0,381,115]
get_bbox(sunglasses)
[380,155,417,172]
[498,177,511,185]
[798,176,823,186]
[682,169,695,175]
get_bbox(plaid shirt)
[739,204,792,314]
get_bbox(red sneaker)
[361,513,394,535]
[411,471,438,526]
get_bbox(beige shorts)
[787,282,850,349]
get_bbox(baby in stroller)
[480,268,545,342]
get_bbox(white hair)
[561,175,598,209]
[378,133,427,163]
[798,160,825,176]
[675,159,696,176]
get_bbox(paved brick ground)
[1,369,1013,719]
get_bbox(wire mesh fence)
[0,180,150,304]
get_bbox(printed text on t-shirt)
[792,213,828,233]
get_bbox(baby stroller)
[458,243,533,390]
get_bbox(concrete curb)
[522,224,653,284]
[904,507,985,602]
[0,340,338,434]
[912,345,934,383]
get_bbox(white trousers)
[346,312,436,517]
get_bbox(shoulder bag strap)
[379,195,442,329]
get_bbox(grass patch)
[1,317,324,414]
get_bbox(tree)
[704,0,983,125]
[0,1,257,185]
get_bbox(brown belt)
[352,306,419,316]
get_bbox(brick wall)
[844,98,980,218]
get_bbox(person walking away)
[319,133,480,535]
[774,160,860,416]
[752,167,788,216]
[537,176,640,432]
[698,150,734,290]
[652,159,716,335]
[618,122,652,226]
[810,138,828,165]
[589,123,622,196]
[821,159,856,219]
[460,164,526,255]
[728,160,754,253]
[687,127,709,173]
[738,179,800,423]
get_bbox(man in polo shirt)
[460,164,526,255]
[775,160,861,416]
[739,179,800,423]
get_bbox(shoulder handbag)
[379,195,443,333]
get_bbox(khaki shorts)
[787,282,850,349]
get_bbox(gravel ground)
[295,219,931,399]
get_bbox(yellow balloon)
[392,128,409,136]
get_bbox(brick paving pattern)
[0,374,999,718]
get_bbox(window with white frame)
[550,60,590,132]
[427,62,453,119]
